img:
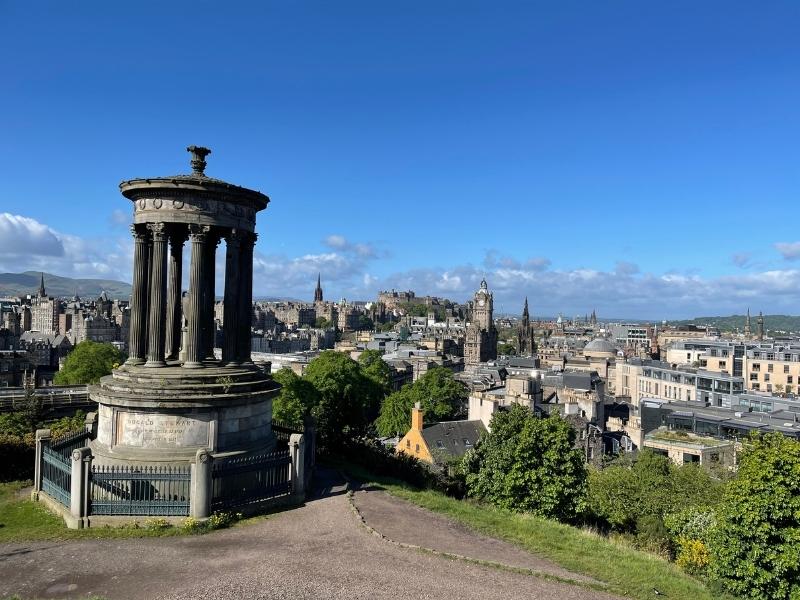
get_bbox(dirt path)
[0,470,622,600]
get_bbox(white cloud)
[0,213,132,282]
[775,242,800,260]
[0,213,64,256]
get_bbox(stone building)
[30,274,59,334]
[464,279,497,365]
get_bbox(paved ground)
[0,470,622,600]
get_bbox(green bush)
[464,405,587,522]
[709,433,800,599]
[0,434,34,482]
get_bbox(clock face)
[478,299,485,307]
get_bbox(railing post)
[191,448,212,519]
[70,447,92,528]
[33,428,51,497]
[289,433,305,500]
[84,411,97,437]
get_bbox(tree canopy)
[271,368,320,429]
[53,341,124,385]
[463,404,587,521]
[709,433,800,599]
[303,350,382,448]
[588,450,724,531]
[374,366,467,437]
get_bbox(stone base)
[89,361,280,467]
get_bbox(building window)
[765,374,770,382]
[789,376,794,384]
[750,373,759,381]
[752,363,761,372]
[768,364,774,373]
[406,439,410,448]
[719,361,726,369]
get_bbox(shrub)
[207,511,242,530]
[709,433,800,599]
[0,433,34,482]
[181,517,203,533]
[464,405,587,522]
[675,537,711,576]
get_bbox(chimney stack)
[411,401,424,432]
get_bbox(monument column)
[222,229,241,364]
[202,232,220,359]
[238,232,256,363]
[145,223,168,367]
[126,225,150,365]
[165,227,187,360]
[184,225,210,368]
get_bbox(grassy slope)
[337,464,731,600]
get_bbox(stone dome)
[583,338,617,356]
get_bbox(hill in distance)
[670,314,800,334]
[0,271,132,299]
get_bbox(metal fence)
[211,448,291,511]
[89,465,191,516]
[271,419,300,443]
[51,428,91,458]
[41,445,71,507]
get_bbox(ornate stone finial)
[186,145,211,175]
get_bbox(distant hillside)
[0,271,132,299]
[670,314,800,334]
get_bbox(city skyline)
[2,2,800,318]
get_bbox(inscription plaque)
[115,411,210,448]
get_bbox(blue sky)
[1,1,799,319]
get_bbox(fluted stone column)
[238,232,256,363]
[145,223,168,367]
[126,226,150,365]
[184,225,210,368]
[202,233,220,360]
[165,228,187,360]
[222,230,241,364]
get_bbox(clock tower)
[465,278,498,365]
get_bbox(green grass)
[336,462,733,600]
[0,481,272,542]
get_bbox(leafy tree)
[357,315,374,331]
[497,342,517,355]
[358,350,391,396]
[314,317,331,329]
[588,450,723,531]
[272,368,320,429]
[463,404,587,521]
[303,351,381,449]
[54,341,124,385]
[374,366,467,437]
[709,433,800,599]
[377,322,395,332]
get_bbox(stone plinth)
[90,363,279,465]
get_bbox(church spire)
[522,297,529,319]
[314,273,323,303]
[745,308,752,338]
[38,272,46,297]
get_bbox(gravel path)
[350,483,600,584]
[0,470,622,600]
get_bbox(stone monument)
[89,146,280,466]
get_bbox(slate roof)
[421,420,486,461]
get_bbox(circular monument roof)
[583,338,617,355]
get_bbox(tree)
[497,342,517,355]
[358,350,391,396]
[709,433,800,599]
[588,450,723,531]
[54,341,125,385]
[271,368,320,429]
[374,366,467,437]
[314,317,331,329]
[303,351,381,449]
[463,404,587,521]
[357,315,374,331]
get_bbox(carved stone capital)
[225,229,243,248]
[188,224,212,242]
[130,224,149,242]
[147,222,167,240]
